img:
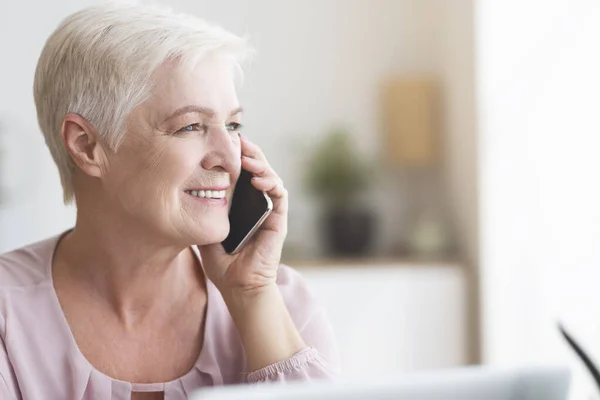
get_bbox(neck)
[53,205,204,326]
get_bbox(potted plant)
[303,127,376,257]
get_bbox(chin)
[189,222,230,245]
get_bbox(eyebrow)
[162,105,244,123]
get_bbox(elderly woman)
[0,3,339,400]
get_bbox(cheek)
[140,143,199,198]
[108,140,197,205]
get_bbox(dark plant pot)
[323,207,376,257]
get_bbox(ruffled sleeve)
[246,347,336,382]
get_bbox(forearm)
[221,283,306,372]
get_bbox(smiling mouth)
[184,189,227,199]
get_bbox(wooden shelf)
[281,256,462,268]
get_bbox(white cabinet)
[291,262,468,377]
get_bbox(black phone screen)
[221,168,271,254]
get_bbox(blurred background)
[1,0,599,399]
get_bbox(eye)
[174,123,205,135]
[226,122,244,132]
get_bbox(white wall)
[477,1,600,398]
[0,1,85,251]
[0,0,457,256]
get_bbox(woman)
[0,3,339,399]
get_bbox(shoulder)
[276,264,314,299]
[276,264,322,331]
[0,235,63,398]
[0,235,59,289]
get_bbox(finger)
[239,134,267,161]
[241,155,271,177]
[253,178,289,236]
[251,176,287,199]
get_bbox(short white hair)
[34,1,254,204]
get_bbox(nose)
[200,125,241,176]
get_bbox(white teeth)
[186,190,226,199]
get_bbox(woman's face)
[102,56,243,246]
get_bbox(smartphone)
[221,168,273,254]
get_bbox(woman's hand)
[198,135,306,371]
[197,134,288,295]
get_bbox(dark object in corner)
[558,323,600,393]
[324,207,375,257]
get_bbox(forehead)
[148,56,239,118]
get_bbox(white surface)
[294,264,467,377]
[477,1,600,399]
[191,366,570,400]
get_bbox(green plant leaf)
[303,128,372,207]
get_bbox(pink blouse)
[0,235,339,399]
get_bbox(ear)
[60,113,108,178]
